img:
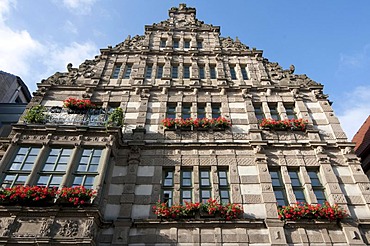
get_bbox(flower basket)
[24,105,48,124]
[57,186,96,207]
[259,118,307,131]
[0,185,57,206]
[162,117,231,130]
[63,98,96,113]
[278,202,348,222]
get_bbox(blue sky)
[0,0,369,140]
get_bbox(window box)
[0,185,57,207]
[162,117,231,131]
[259,118,307,131]
[278,202,348,222]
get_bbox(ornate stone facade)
[0,3,370,245]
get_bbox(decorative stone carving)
[39,218,54,237]
[220,36,249,51]
[83,219,96,238]
[58,220,79,237]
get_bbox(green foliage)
[24,105,47,124]
[106,107,123,127]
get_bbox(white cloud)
[61,0,97,15]
[339,44,370,69]
[336,86,370,141]
[63,20,78,34]
[0,0,43,91]
[40,41,98,77]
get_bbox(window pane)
[22,163,34,171]
[73,176,83,185]
[50,176,63,186]
[182,190,191,198]
[182,171,191,178]
[55,163,67,172]
[80,157,89,164]
[274,190,285,199]
[218,171,227,178]
[37,176,49,186]
[220,190,229,198]
[10,163,21,170]
[85,176,95,186]
[201,179,210,186]
[18,147,29,154]
[78,164,87,172]
[219,179,228,186]
[182,179,191,187]
[294,190,306,201]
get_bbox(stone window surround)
[270,166,328,206]
[165,102,223,119]
[255,102,301,121]
[161,166,231,205]
[0,145,109,190]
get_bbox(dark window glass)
[123,64,132,79]
[254,105,264,121]
[156,65,164,78]
[145,65,153,79]
[167,103,176,119]
[112,65,121,79]
[162,169,174,206]
[285,105,297,120]
[197,104,206,119]
[288,170,306,203]
[218,170,230,203]
[200,170,211,203]
[270,170,288,206]
[269,104,280,120]
[199,65,205,79]
[241,66,248,80]
[308,170,326,204]
[184,40,190,49]
[210,65,216,79]
[160,39,166,48]
[229,65,237,80]
[182,104,191,119]
[197,40,203,49]
[183,65,190,79]
[171,65,178,79]
[173,39,179,48]
[212,104,221,119]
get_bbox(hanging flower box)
[152,199,243,221]
[259,118,308,131]
[278,202,348,222]
[162,117,231,130]
[63,98,96,113]
[57,186,96,207]
[0,185,57,206]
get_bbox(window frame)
[162,169,174,206]
[229,65,237,80]
[183,65,190,79]
[307,169,326,204]
[171,65,178,79]
[210,65,217,79]
[145,64,153,79]
[180,169,193,204]
[288,169,306,203]
[156,64,164,78]
[123,64,132,79]
[112,64,121,79]
[199,169,212,203]
[218,169,230,204]
[270,169,288,207]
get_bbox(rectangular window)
[197,104,206,119]
[270,169,288,207]
[218,170,230,203]
[289,170,306,203]
[197,40,203,49]
[167,103,176,119]
[212,103,221,119]
[72,148,102,189]
[285,105,297,120]
[210,65,216,79]
[199,65,205,79]
[37,148,72,187]
[184,40,190,49]
[2,147,41,188]
[269,104,280,120]
[182,104,191,119]
[308,169,326,204]
[181,170,192,204]
[112,64,121,79]
[254,104,265,121]
[156,64,164,78]
[160,39,166,48]
[229,65,237,80]
[173,39,179,48]
[123,64,132,79]
[171,65,178,79]
[241,66,248,80]
[145,64,153,79]
[183,65,190,79]
[162,169,174,206]
[200,170,211,203]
